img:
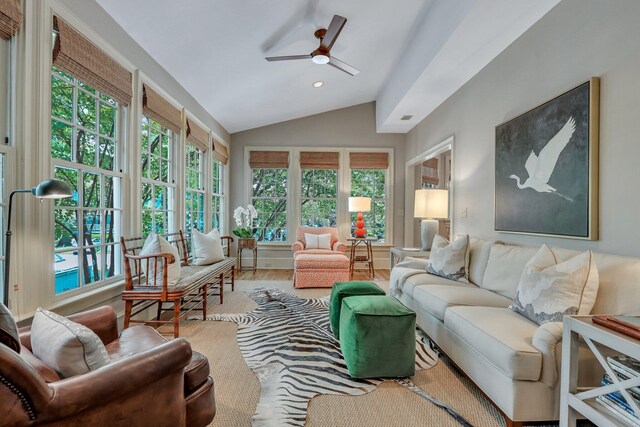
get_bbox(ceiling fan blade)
[328,57,360,76]
[321,15,347,50]
[265,55,311,62]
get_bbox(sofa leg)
[124,300,132,329]
[504,418,523,427]
[173,300,180,338]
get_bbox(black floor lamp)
[3,179,73,307]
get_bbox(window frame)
[244,147,393,246]
[184,142,205,233]
[140,114,177,236]
[211,157,225,233]
[49,66,127,299]
[300,168,339,228]
[250,167,289,243]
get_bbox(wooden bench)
[120,230,236,337]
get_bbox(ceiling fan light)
[312,54,330,65]
[313,81,324,88]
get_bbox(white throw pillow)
[139,232,181,286]
[31,308,110,378]
[305,233,319,249]
[317,233,332,250]
[192,228,225,265]
[426,234,470,282]
[510,244,599,325]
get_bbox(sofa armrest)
[43,338,192,420]
[532,321,563,387]
[396,257,429,271]
[332,241,346,253]
[292,241,304,253]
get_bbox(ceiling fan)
[265,15,360,76]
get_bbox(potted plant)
[233,205,258,249]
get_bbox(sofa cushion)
[413,285,512,321]
[468,238,497,286]
[481,244,538,299]
[294,253,350,269]
[444,306,542,381]
[402,273,474,298]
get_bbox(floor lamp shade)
[348,197,371,238]
[3,179,73,306]
[414,189,449,250]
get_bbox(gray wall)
[230,102,405,265]
[405,0,640,256]
[59,0,229,141]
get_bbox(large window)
[51,67,123,294]
[211,158,224,232]
[141,115,175,235]
[185,144,205,231]
[251,168,287,242]
[350,169,387,242]
[301,169,337,227]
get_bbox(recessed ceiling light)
[313,81,324,88]
[401,115,413,121]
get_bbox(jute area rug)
[179,280,516,427]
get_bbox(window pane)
[351,168,387,242]
[51,75,73,122]
[82,247,101,285]
[77,130,97,167]
[55,167,78,207]
[77,90,97,130]
[104,244,121,279]
[99,137,115,170]
[55,209,78,249]
[83,172,100,207]
[83,211,101,246]
[104,210,118,244]
[55,251,79,294]
[51,120,72,161]
[99,103,116,137]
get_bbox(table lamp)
[3,179,74,307]
[348,197,371,238]
[414,189,449,250]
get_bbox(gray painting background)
[495,82,591,237]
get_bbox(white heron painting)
[495,79,599,239]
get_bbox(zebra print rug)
[202,288,471,427]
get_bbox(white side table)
[390,247,430,269]
[560,316,640,427]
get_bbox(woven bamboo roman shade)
[249,151,289,169]
[186,119,208,151]
[422,158,439,186]
[300,152,339,170]
[142,84,182,134]
[213,140,229,165]
[53,16,132,106]
[349,152,389,169]
[0,0,21,39]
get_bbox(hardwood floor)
[236,268,390,281]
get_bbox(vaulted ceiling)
[96,0,559,133]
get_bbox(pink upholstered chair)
[291,227,346,255]
[291,227,349,288]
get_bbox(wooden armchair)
[120,231,236,337]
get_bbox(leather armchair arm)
[42,338,192,421]
[66,306,119,345]
[332,241,346,253]
[532,321,563,387]
[291,241,304,253]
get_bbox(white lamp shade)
[414,189,449,219]
[348,197,371,212]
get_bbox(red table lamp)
[348,197,371,238]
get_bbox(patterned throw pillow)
[427,234,469,282]
[510,244,599,325]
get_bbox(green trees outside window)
[350,169,386,242]
[301,169,337,227]
[185,144,205,232]
[211,158,224,232]
[251,168,287,242]
[51,67,122,294]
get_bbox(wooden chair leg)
[124,300,132,329]
[231,266,235,291]
[156,301,162,320]
[173,300,180,338]
[219,273,225,304]
[202,285,207,320]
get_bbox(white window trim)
[243,146,394,246]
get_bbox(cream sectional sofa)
[392,238,640,425]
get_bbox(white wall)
[230,102,405,268]
[405,0,640,256]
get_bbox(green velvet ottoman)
[329,281,386,339]
[339,295,416,378]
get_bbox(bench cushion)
[413,285,512,321]
[444,306,542,381]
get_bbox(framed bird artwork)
[494,78,599,239]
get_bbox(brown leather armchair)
[0,306,215,426]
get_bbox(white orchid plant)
[232,204,258,238]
